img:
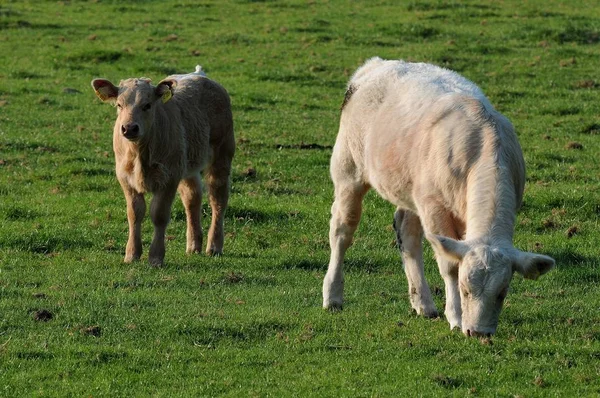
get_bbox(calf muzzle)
[121,123,140,140]
[464,328,493,338]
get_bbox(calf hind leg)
[323,182,369,309]
[205,149,233,256]
[394,209,438,318]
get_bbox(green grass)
[1,0,600,396]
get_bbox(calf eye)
[142,103,151,111]
[116,103,122,109]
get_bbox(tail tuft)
[194,65,207,77]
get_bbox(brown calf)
[92,66,234,266]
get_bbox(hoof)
[206,249,223,257]
[323,299,343,311]
[149,258,164,267]
[447,318,462,331]
[124,254,140,263]
[414,306,439,319]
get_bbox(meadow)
[1,0,599,396]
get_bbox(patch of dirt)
[574,79,597,89]
[533,376,545,387]
[582,123,600,134]
[523,292,543,299]
[560,57,576,67]
[33,309,53,322]
[63,87,81,94]
[567,225,579,238]
[541,218,556,229]
[243,167,257,179]
[81,325,101,337]
[224,271,243,284]
[432,374,461,388]
[566,141,583,150]
[479,337,493,345]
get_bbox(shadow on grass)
[545,248,594,267]
[1,141,59,153]
[175,319,289,347]
[171,205,299,224]
[227,206,301,224]
[4,206,40,221]
[540,248,599,283]
[279,256,387,273]
[1,233,94,254]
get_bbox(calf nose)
[465,329,492,338]
[121,123,140,139]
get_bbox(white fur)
[323,57,555,336]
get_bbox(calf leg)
[120,184,146,263]
[205,148,233,256]
[148,185,178,267]
[417,199,462,330]
[178,175,203,254]
[323,182,369,309]
[394,209,438,318]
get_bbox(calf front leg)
[417,199,462,330]
[394,209,438,318]
[178,175,203,254]
[435,252,461,330]
[149,185,178,267]
[323,183,369,309]
[121,184,146,263]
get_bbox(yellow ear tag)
[161,89,172,104]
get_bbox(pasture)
[1,0,599,395]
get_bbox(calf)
[92,66,234,266]
[323,57,555,336]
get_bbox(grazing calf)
[92,66,234,266]
[323,57,555,336]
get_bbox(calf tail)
[194,65,207,77]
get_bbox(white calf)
[323,57,555,336]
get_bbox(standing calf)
[323,57,555,336]
[92,66,234,266]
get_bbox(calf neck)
[323,57,555,336]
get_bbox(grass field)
[1,0,600,396]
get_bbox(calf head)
[91,77,176,141]
[428,235,555,336]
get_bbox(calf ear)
[426,233,469,263]
[511,250,555,280]
[91,79,118,102]
[156,79,176,103]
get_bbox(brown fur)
[92,69,234,266]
